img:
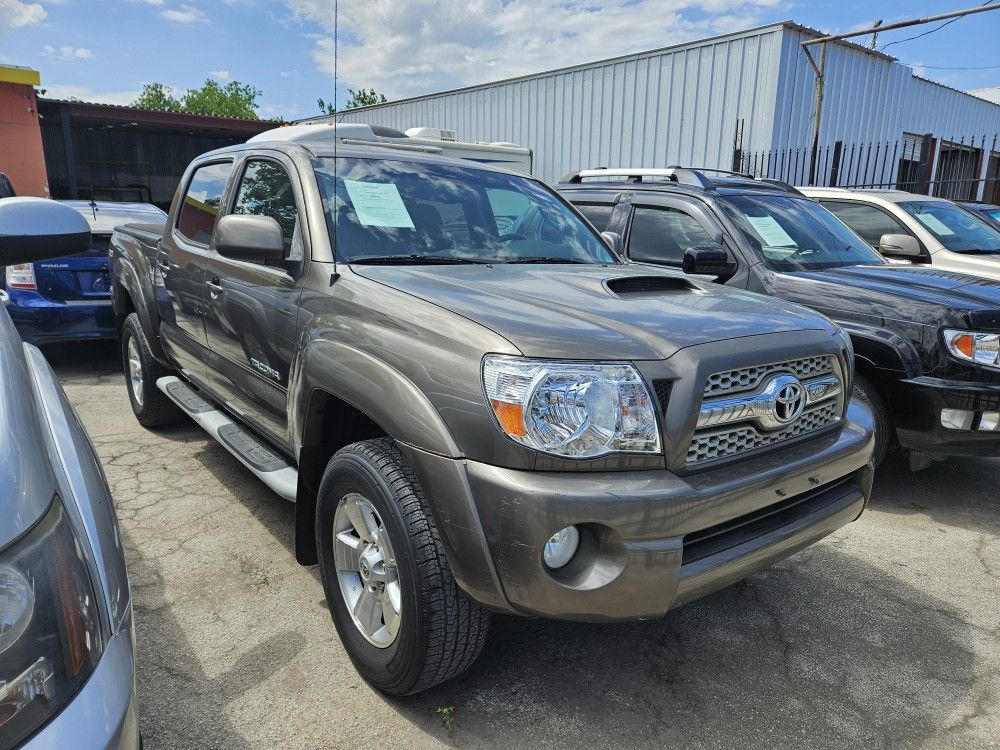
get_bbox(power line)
[906,62,1000,70]
[882,0,998,51]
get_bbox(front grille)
[704,355,833,398]
[686,354,843,467]
[687,402,840,464]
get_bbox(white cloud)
[43,83,141,106]
[284,0,784,100]
[161,3,205,23]
[43,44,95,60]
[209,69,230,79]
[0,0,46,33]
[125,0,166,5]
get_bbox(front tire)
[121,313,181,428]
[315,438,490,696]
[853,374,891,467]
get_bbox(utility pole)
[802,3,1000,186]
[869,19,883,49]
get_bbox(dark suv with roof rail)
[558,167,1000,469]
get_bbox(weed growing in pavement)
[436,705,456,735]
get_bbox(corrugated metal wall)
[334,22,1000,190]
[773,27,1000,151]
[335,25,787,183]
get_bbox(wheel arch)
[291,342,462,565]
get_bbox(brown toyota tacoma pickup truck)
[109,125,874,695]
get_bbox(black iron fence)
[731,129,1000,204]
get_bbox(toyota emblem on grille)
[772,376,805,424]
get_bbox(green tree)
[317,87,388,114]
[131,79,262,119]
[131,82,181,113]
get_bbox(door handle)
[206,278,224,297]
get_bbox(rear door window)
[820,200,909,248]
[626,206,720,266]
[176,162,233,245]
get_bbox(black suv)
[558,168,1000,468]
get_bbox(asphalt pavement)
[47,340,999,750]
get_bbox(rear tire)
[121,313,181,428]
[315,438,490,696]
[853,374,891,467]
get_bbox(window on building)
[176,162,233,245]
[627,206,719,265]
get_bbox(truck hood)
[0,308,56,548]
[353,264,834,360]
[776,264,1000,311]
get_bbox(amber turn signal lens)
[951,333,974,358]
[489,399,526,437]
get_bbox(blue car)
[2,201,166,345]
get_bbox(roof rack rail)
[560,167,714,189]
[560,166,805,196]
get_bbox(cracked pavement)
[47,341,999,750]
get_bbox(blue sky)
[1,0,999,121]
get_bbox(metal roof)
[36,98,276,136]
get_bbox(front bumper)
[401,398,875,622]
[6,291,116,345]
[23,615,139,750]
[894,375,1000,457]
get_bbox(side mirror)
[879,233,922,260]
[682,245,735,276]
[215,214,285,263]
[0,197,91,265]
[600,231,623,255]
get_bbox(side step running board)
[157,376,297,501]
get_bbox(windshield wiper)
[958,248,1000,255]
[350,255,493,265]
[501,256,591,264]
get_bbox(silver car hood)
[0,307,56,548]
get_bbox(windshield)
[899,201,1000,254]
[719,194,886,271]
[315,157,616,264]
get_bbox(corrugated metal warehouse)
[325,21,1000,201]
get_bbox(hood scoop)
[606,275,696,297]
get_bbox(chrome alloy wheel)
[333,493,401,648]
[127,336,144,407]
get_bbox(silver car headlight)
[482,354,661,458]
[0,499,104,748]
[943,329,1000,370]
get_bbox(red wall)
[0,81,49,197]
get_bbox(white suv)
[800,188,1000,280]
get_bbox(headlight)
[482,354,661,458]
[943,329,1000,369]
[0,499,103,748]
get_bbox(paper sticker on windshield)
[746,215,797,248]
[343,180,415,228]
[914,213,954,236]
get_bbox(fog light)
[980,412,1000,431]
[543,526,580,569]
[941,408,973,430]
